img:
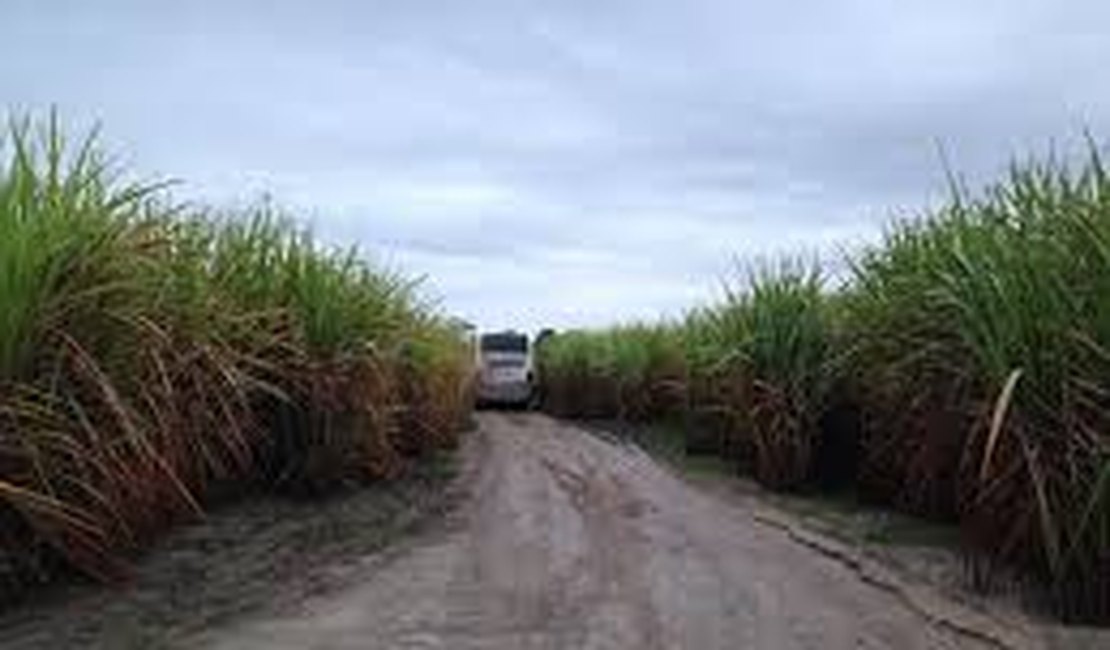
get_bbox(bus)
[476,330,533,407]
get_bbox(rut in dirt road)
[194,413,1060,650]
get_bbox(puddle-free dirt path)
[193,412,1092,650]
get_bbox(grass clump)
[0,115,472,600]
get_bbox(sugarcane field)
[2,2,1110,649]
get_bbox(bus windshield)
[480,332,528,354]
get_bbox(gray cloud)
[4,0,1110,329]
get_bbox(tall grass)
[0,116,472,599]
[539,324,684,421]
[846,154,1110,619]
[707,263,832,488]
[541,263,831,488]
[539,150,1110,621]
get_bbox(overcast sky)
[4,1,1110,331]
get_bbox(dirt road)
[191,412,1096,650]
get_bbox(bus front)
[476,331,533,407]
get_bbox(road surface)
[193,413,1085,650]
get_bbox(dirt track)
[190,412,1098,650]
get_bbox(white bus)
[475,330,533,407]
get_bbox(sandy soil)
[0,454,457,649]
[184,413,1104,650]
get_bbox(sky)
[4,1,1110,331]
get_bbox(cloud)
[4,0,1110,330]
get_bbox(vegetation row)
[0,117,473,602]
[538,148,1110,623]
